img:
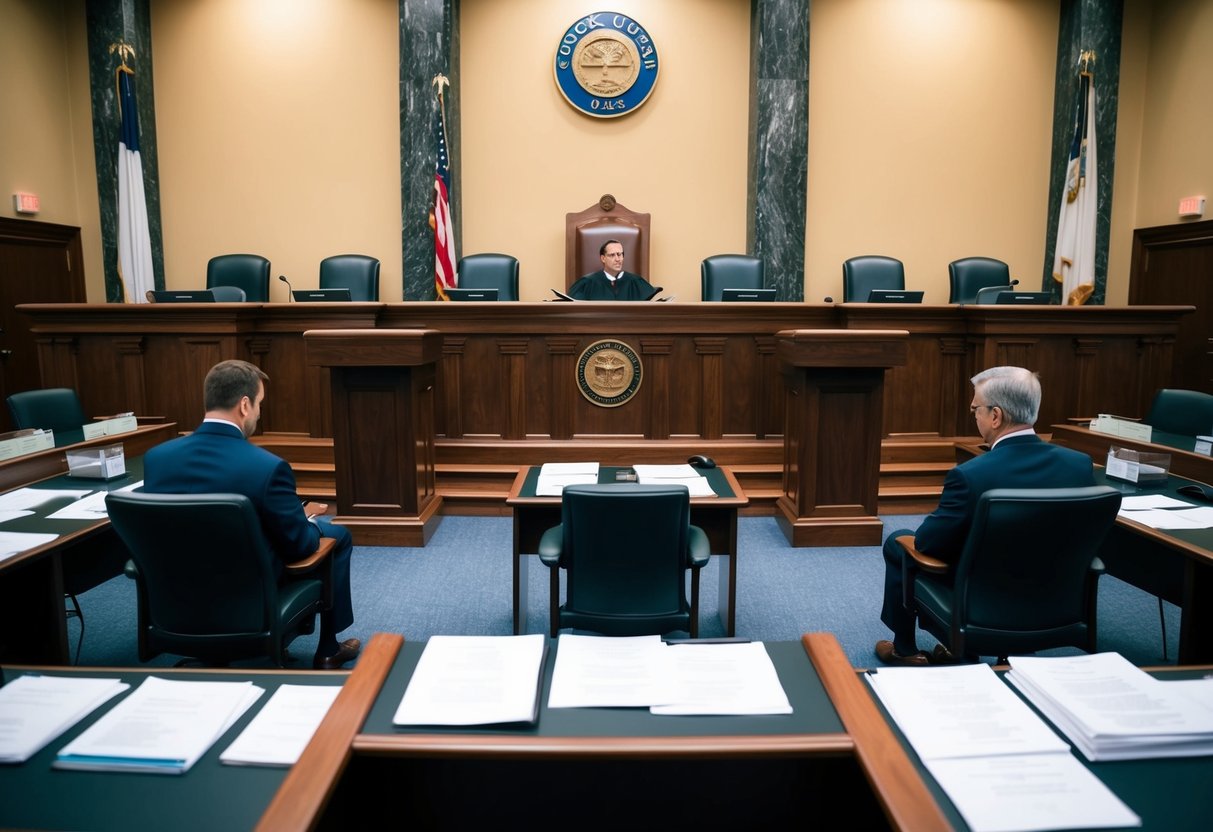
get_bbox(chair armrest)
[687,525,711,569]
[284,537,336,575]
[123,559,139,580]
[1089,556,1105,576]
[538,524,563,567]
[896,534,948,574]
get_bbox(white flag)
[1052,69,1097,306]
[117,68,155,303]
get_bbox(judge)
[568,239,659,300]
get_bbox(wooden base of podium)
[334,494,443,547]
[775,497,884,547]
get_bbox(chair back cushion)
[973,285,1013,304]
[936,486,1120,652]
[208,285,248,302]
[559,484,691,634]
[457,253,520,300]
[948,257,1010,303]
[6,387,86,433]
[565,196,650,288]
[701,255,764,301]
[1144,388,1213,437]
[319,254,381,301]
[207,254,271,302]
[842,256,905,302]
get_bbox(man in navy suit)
[143,359,359,669]
[568,239,659,300]
[875,366,1095,666]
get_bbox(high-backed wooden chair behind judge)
[565,194,650,289]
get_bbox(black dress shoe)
[313,638,361,670]
[874,640,930,667]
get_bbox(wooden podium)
[304,329,443,546]
[775,330,908,547]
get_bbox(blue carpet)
[70,514,1180,671]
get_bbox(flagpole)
[431,73,458,300]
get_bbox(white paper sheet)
[393,634,546,726]
[0,675,130,763]
[536,462,600,496]
[0,531,60,562]
[0,487,93,511]
[1118,494,1195,510]
[220,684,341,766]
[45,481,143,520]
[0,510,34,525]
[1117,506,1213,530]
[650,642,792,715]
[632,464,717,497]
[54,676,264,774]
[547,635,672,708]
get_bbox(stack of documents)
[47,481,143,520]
[536,462,599,496]
[394,634,547,726]
[54,676,264,774]
[631,464,716,498]
[547,635,791,715]
[868,663,1141,832]
[1117,493,1213,530]
[220,684,342,766]
[1005,652,1213,761]
[0,675,130,763]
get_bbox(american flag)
[1052,56,1098,306]
[431,104,457,299]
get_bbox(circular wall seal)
[576,340,643,407]
[554,12,659,119]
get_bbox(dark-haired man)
[567,239,659,300]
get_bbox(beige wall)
[3,0,1211,305]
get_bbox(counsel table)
[506,465,748,636]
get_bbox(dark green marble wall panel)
[85,0,164,302]
[1042,0,1122,304]
[748,0,809,301]
[400,0,461,300]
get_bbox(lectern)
[776,329,908,547]
[304,329,443,546]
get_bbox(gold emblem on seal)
[576,340,643,408]
[571,31,641,98]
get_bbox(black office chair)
[842,255,905,302]
[1144,388,1213,437]
[207,254,271,302]
[208,285,247,302]
[897,486,1121,663]
[105,491,334,667]
[973,285,1014,304]
[456,253,520,301]
[319,254,381,301]
[701,254,765,302]
[948,257,1011,304]
[538,484,711,637]
[6,387,87,435]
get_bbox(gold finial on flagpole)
[432,73,450,100]
[1078,50,1096,73]
[109,42,136,72]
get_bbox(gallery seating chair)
[456,253,520,301]
[207,285,247,302]
[565,194,650,289]
[538,484,710,638]
[973,285,1014,304]
[6,387,87,436]
[319,254,381,301]
[105,491,335,667]
[896,486,1121,663]
[948,256,1011,304]
[701,254,765,301]
[1143,388,1213,437]
[206,253,271,302]
[842,255,905,302]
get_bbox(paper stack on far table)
[536,462,599,496]
[631,464,716,498]
[0,675,130,763]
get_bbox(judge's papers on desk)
[1005,652,1213,761]
[54,676,264,774]
[547,635,791,715]
[394,634,547,726]
[0,675,129,763]
[867,663,1141,832]
[631,464,717,497]
[535,462,599,496]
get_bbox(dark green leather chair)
[538,484,710,637]
[456,253,519,301]
[206,253,271,302]
[973,284,1014,304]
[207,285,247,302]
[6,387,86,436]
[842,255,904,302]
[948,256,1011,304]
[701,254,764,301]
[106,491,332,667]
[319,254,381,301]
[1144,388,1213,437]
[897,486,1121,662]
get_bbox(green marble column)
[85,0,164,302]
[400,0,461,300]
[1042,0,1123,304]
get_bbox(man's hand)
[303,501,329,519]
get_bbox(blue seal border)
[553,11,660,119]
